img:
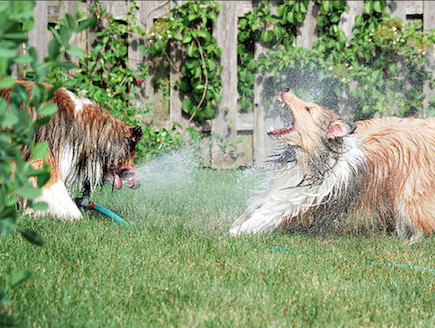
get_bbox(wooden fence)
[28,1,435,168]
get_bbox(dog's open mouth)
[112,168,140,190]
[267,97,295,138]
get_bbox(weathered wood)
[211,1,239,168]
[340,1,364,41]
[389,1,423,24]
[423,1,435,30]
[296,1,316,49]
[98,1,127,19]
[169,0,186,129]
[423,1,435,117]
[237,1,253,17]
[28,1,49,61]
[144,1,170,129]
[128,0,170,125]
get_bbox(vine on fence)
[149,0,222,123]
[237,0,434,119]
[48,1,183,162]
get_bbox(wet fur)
[230,91,435,239]
[1,81,142,219]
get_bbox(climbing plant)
[48,1,183,162]
[149,0,222,123]
[237,0,434,119]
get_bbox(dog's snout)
[281,87,291,99]
[119,168,141,189]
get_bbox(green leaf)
[48,39,61,60]
[182,98,193,114]
[4,32,28,42]
[66,13,76,30]
[37,103,58,116]
[18,228,44,246]
[23,17,35,32]
[1,113,18,127]
[0,287,10,306]
[31,142,49,159]
[15,186,41,200]
[0,76,15,89]
[31,201,48,212]
[150,40,165,55]
[364,1,373,14]
[197,28,209,39]
[66,46,85,57]
[182,33,192,44]
[10,270,31,288]
[77,17,97,32]
[261,30,273,43]
[208,11,217,23]
[13,54,33,64]
[373,1,382,13]
[0,48,16,58]
[59,25,71,47]
[186,43,196,57]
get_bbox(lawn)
[1,153,434,327]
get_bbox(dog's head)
[110,125,143,190]
[268,88,356,153]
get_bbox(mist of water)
[136,147,201,189]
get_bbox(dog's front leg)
[229,204,290,236]
[229,189,300,236]
[26,158,83,220]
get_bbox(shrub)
[0,1,93,324]
[238,0,435,119]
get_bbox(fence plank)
[389,1,423,23]
[28,1,49,61]
[423,1,435,116]
[296,1,316,49]
[340,1,364,40]
[128,0,170,124]
[211,1,239,168]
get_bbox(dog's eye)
[305,107,311,113]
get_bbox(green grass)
[1,169,434,327]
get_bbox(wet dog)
[1,81,142,220]
[230,88,435,239]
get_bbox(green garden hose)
[93,204,131,227]
[75,191,131,227]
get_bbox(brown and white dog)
[1,80,142,220]
[230,88,435,239]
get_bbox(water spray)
[75,189,131,228]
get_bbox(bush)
[0,1,94,324]
[238,0,435,119]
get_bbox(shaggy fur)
[1,80,143,220]
[230,88,435,239]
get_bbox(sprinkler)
[75,189,131,227]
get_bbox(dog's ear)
[327,120,356,138]
[130,126,143,144]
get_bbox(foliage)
[48,0,183,161]
[0,1,93,324]
[149,0,222,123]
[237,0,435,119]
[237,0,309,112]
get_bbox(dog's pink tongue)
[114,174,123,190]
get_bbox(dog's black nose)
[283,87,290,93]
